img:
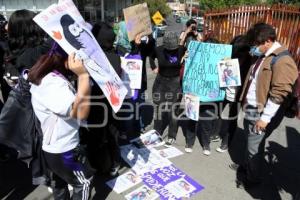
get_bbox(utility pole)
[189,0,192,18]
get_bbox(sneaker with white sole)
[216,146,228,153]
[185,147,193,153]
[210,135,220,142]
[203,149,211,156]
[164,138,176,147]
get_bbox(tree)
[133,0,172,17]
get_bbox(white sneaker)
[68,184,73,191]
[216,147,228,153]
[47,187,53,193]
[185,147,193,153]
[164,138,176,147]
[203,150,211,156]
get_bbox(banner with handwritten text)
[142,165,204,200]
[123,3,152,41]
[183,41,232,102]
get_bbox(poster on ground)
[125,185,159,200]
[157,147,183,159]
[142,165,204,200]
[106,170,142,194]
[120,144,172,175]
[183,41,232,102]
[33,0,127,113]
[130,130,165,149]
[217,59,241,87]
[123,3,152,41]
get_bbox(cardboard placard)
[123,3,152,41]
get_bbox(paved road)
[1,18,300,200]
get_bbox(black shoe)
[229,163,240,171]
[110,164,120,176]
[236,177,261,189]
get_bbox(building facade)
[0,0,132,22]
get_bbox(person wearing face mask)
[235,23,298,188]
[150,31,186,146]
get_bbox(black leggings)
[44,147,95,200]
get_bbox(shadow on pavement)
[0,158,36,200]
[92,173,114,200]
[229,125,300,200]
[228,127,247,164]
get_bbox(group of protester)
[0,8,298,200]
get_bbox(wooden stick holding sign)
[123,3,152,41]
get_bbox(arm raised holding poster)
[123,3,152,41]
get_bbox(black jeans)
[44,147,95,200]
[219,100,239,148]
[152,74,181,139]
[242,105,285,182]
[185,104,219,149]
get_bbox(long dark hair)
[60,14,82,50]
[28,48,68,85]
[7,10,45,52]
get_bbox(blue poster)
[183,41,232,102]
[142,165,204,200]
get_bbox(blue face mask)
[250,46,263,57]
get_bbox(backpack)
[271,50,300,119]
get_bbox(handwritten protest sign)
[121,54,143,90]
[142,165,204,200]
[33,0,127,112]
[183,41,232,102]
[123,3,152,41]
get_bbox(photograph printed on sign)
[106,170,142,194]
[125,185,159,200]
[130,130,165,148]
[164,178,197,198]
[184,94,200,121]
[158,146,183,159]
[218,59,241,87]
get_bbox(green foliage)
[133,0,172,17]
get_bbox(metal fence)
[204,4,300,67]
